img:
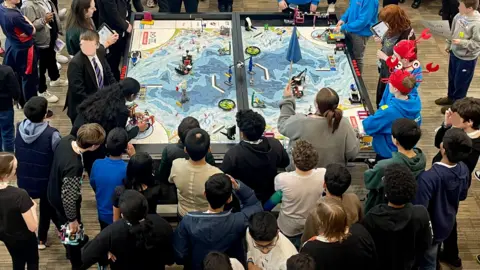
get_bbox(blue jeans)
[420,243,439,270]
[0,109,14,152]
[285,233,302,250]
[448,52,477,101]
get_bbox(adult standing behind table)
[65,29,116,125]
[70,77,147,174]
[278,83,360,170]
[334,0,379,74]
[65,0,118,57]
[97,0,132,80]
[374,5,415,108]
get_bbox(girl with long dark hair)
[81,190,174,270]
[278,84,359,169]
[113,152,162,221]
[65,0,118,56]
[70,77,146,173]
[0,153,39,270]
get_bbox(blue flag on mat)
[286,26,302,63]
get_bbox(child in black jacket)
[220,109,290,203]
[81,190,174,270]
[363,164,431,270]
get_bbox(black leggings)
[4,234,39,270]
[168,0,199,12]
[37,194,58,243]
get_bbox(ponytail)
[129,218,157,250]
[323,108,343,134]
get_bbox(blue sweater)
[0,5,34,49]
[413,162,469,243]
[173,181,263,269]
[277,0,319,5]
[340,0,379,37]
[363,94,422,159]
[90,157,127,224]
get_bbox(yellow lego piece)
[380,105,389,110]
[459,32,464,38]
[141,20,154,25]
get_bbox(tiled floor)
[0,0,479,269]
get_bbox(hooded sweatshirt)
[220,137,290,203]
[363,203,432,270]
[364,148,426,214]
[363,95,422,159]
[379,67,423,107]
[340,0,379,37]
[173,180,262,270]
[16,119,61,197]
[18,119,61,149]
[413,162,469,243]
[446,11,480,61]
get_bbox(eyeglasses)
[252,235,278,252]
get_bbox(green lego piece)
[264,24,269,30]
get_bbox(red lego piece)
[143,12,153,21]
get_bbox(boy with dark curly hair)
[264,140,324,248]
[221,109,289,203]
[363,164,432,270]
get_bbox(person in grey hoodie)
[436,0,480,114]
[278,84,359,171]
[14,96,61,249]
[22,0,67,106]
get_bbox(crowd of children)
[0,0,480,269]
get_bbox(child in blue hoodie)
[15,96,61,249]
[278,0,318,13]
[363,69,422,160]
[414,128,471,269]
[335,0,379,73]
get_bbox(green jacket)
[364,148,426,214]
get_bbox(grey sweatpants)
[346,32,369,74]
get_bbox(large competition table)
[122,12,375,160]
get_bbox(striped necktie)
[91,57,103,89]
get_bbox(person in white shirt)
[265,140,325,248]
[247,212,298,270]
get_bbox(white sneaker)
[56,54,69,64]
[58,8,67,21]
[49,78,68,87]
[38,243,46,250]
[39,90,59,103]
[327,3,335,13]
[57,62,62,71]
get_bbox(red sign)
[350,116,358,130]
[142,32,148,45]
